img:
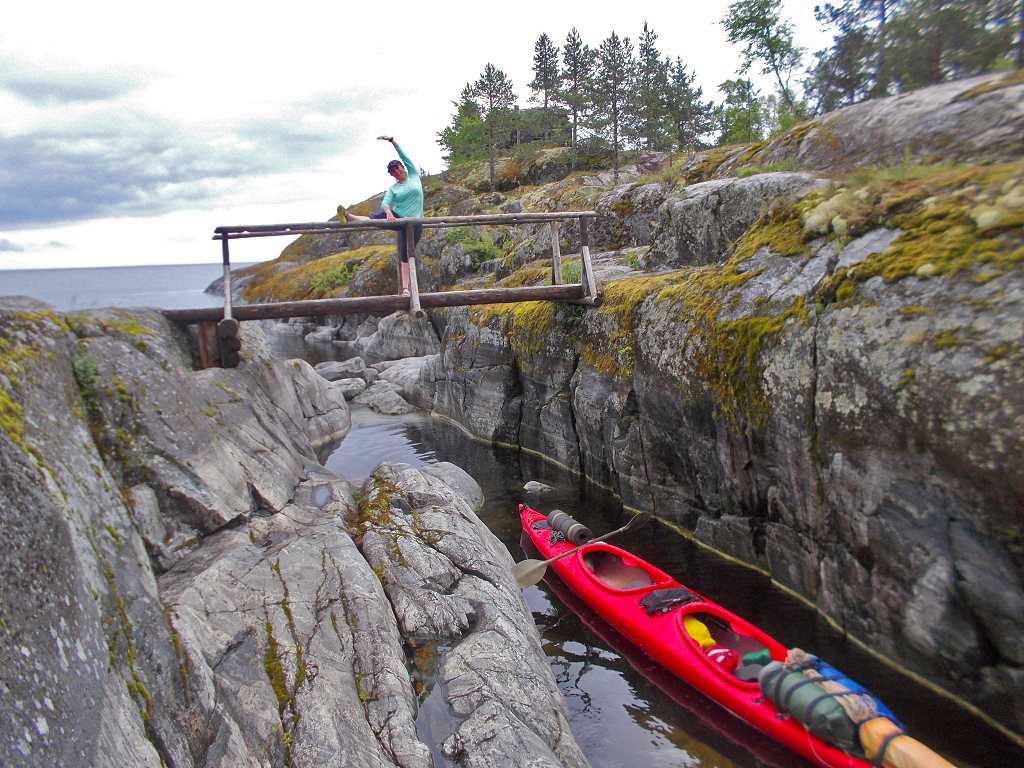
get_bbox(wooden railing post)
[549,221,562,285]
[405,222,423,317]
[579,216,598,301]
[394,229,404,292]
[221,236,233,320]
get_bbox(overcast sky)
[0,0,829,270]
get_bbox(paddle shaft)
[514,513,647,587]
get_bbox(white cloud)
[0,0,829,270]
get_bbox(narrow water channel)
[324,405,1018,768]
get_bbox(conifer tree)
[558,28,594,161]
[530,33,561,109]
[437,83,488,167]
[471,64,518,191]
[716,78,767,145]
[630,22,671,150]
[593,31,635,181]
[882,1,1014,90]
[664,58,714,151]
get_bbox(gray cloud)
[0,94,369,228]
[0,56,143,104]
[0,238,68,251]
[1,71,139,105]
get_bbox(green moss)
[736,160,800,178]
[0,317,47,453]
[952,70,1024,102]
[731,206,808,261]
[347,477,401,535]
[241,244,395,302]
[685,145,744,183]
[308,260,359,294]
[103,318,155,338]
[984,343,1014,364]
[817,162,1024,300]
[933,330,961,350]
[579,272,680,378]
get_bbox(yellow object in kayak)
[684,616,715,649]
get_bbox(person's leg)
[399,261,410,296]
[396,219,410,295]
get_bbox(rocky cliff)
[237,71,1024,738]
[0,302,585,767]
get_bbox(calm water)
[0,263,235,310]
[325,405,1021,768]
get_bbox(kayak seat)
[583,550,655,590]
[688,612,771,678]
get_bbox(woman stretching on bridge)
[341,135,424,296]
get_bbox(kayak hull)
[519,504,871,768]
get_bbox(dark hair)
[387,160,402,173]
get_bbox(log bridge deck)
[162,211,600,368]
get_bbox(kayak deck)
[519,504,871,768]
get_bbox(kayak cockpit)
[677,604,787,687]
[579,543,674,593]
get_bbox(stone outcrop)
[720,71,1024,174]
[334,312,442,364]
[201,73,1024,738]
[0,303,585,767]
[421,158,1024,731]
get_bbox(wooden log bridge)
[163,211,600,368]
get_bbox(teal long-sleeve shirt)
[382,142,424,218]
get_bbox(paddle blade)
[513,558,548,588]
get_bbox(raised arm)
[378,135,417,176]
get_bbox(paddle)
[513,512,650,588]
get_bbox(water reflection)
[323,407,1017,768]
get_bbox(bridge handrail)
[212,210,599,317]
[212,211,598,239]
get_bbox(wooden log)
[549,221,562,285]
[163,284,587,324]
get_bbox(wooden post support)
[579,216,598,300]
[405,222,424,318]
[394,229,404,293]
[217,318,241,368]
[197,321,218,369]
[549,221,562,285]
[221,236,234,321]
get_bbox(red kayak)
[519,504,882,768]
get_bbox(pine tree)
[593,31,635,182]
[529,33,561,109]
[716,78,767,145]
[806,2,877,113]
[630,22,671,150]
[437,83,488,168]
[721,0,805,114]
[883,1,1014,91]
[664,58,715,151]
[471,64,518,191]
[558,28,594,162]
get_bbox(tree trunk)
[488,122,496,192]
[1017,0,1023,69]
[612,101,620,183]
[873,0,890,97]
